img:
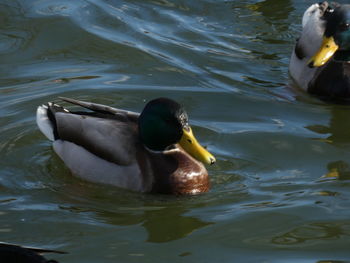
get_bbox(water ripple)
[1,0,350,262]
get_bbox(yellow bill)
[308,36,339,67]
[179,127,216,165]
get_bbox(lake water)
[1,0,350,262]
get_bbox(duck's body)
[36,97,215,195]
[289,2,327,91]
[0,242,64,263]
[289,2,350,101]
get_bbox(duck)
[0,242,64,263]
[36,97,216,195]
[289,1,350,102]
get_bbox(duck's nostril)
[210,157,216,165]
[308,61,315,68]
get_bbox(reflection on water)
[307,106,350,145]
[142,207,213,243]
[323,161,350,180]
[247,0,293,22]
[272,221,350,245]
[89,204,212,243]
[1,0,350,262]
[52,173,213,244]
[306,106,350,180]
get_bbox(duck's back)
[53,111,138,165]
[37,102,153,192]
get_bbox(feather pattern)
[36,97,213,195]
[289,2,350,101]
[289,3,326,90]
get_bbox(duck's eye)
[187,139,192,144]
[340,23,350,31]
[325,7,334,14]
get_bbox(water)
[1,0,350,262]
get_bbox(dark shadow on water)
[0,242,66,263]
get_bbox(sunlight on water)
[1,0,350,262]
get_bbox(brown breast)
[146,147,210,195]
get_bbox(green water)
[1,0,350,262]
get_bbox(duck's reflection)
[306,106,350,145]
[324,160,350,180]
[52,158,214,243]
[141,206,212,243]
[306,106,350,179]
[96,204,213,243]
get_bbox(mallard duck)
[0,242,64,263]
[36,97,216,195]
[289,1,350,101]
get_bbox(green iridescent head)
[309,4,350,67]
[138,98,215,165]
[325,4,350,50]
[138,98,186,151]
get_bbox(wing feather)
[55,112,137,165]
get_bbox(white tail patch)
[36,105,55,141]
